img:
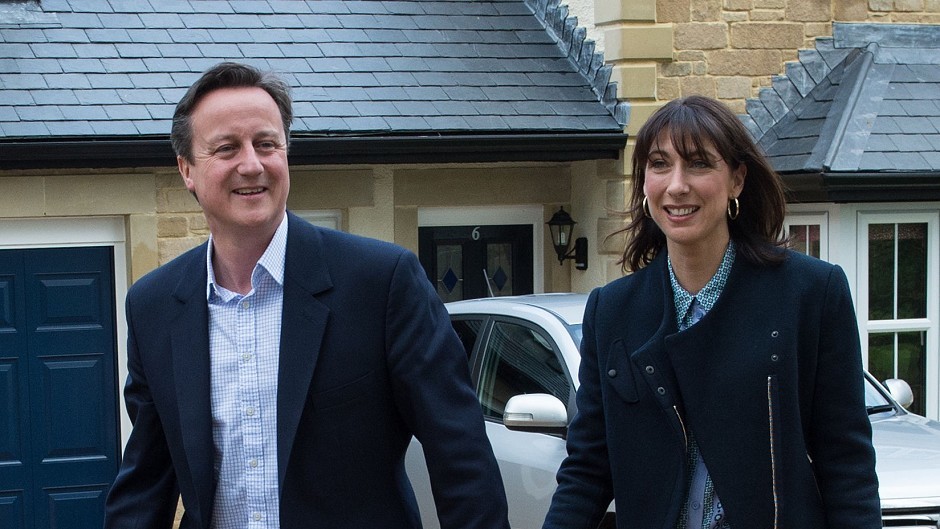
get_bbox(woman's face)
[642,132,745,255]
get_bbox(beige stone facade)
[0,157,623,295]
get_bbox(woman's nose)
[665,166,689,195]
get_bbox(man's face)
[178,86,289,242]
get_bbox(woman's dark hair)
[619,95,787,272]
[171,62,293,163]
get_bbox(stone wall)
[599,0,940,114]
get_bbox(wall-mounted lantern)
[546,206,588,270]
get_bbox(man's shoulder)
[288,213,408,262]
[128,241,207,300]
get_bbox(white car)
[405,294,940,528]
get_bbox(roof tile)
[0,0,621,142]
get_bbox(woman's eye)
[649,159,668,170]
[690,159,710,169]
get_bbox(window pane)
[898,331,927,416]
[897,223,927,319]
[868,333,894,384]
[450,318,483,361]
[486,243,513,296]
[478,321,569,420]
[788,224,821,258]
[436,244,462,302]
[868,224,895,320]
[868,331,928,416]
[789,225,808,255]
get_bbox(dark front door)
[0,247,119,529]
[419,224,533,302]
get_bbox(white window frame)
[856,210,939,418]
[783,210,830,261]
[295,209,343,231]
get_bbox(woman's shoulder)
[595,254,668,305]
[745,248,848,295]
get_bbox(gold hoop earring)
[642,196,652,218]
[727,197,740,220]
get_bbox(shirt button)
[252,512,262,521]
[246,407,255,416]
[241,300,250,309]
[692,501,701,510]
[249,459,258,468]
[242,353,252,362]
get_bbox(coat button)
[657,386,666,395]
[771,354,779,362]
[608,369,617,377]
[645,365,655,374]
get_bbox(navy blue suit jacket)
[544,249,881,529]
[105,212,509,529]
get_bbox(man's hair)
[171,62,293,163]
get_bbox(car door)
[475,317,573,529]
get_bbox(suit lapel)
[169,245,216,526]
[276,213,333,489]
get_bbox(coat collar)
[275,212,332,488]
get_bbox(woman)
[542,96,881,529]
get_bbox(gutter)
[782,171,940,203]
[0,132,627,170]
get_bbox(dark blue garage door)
[0,247,119,529]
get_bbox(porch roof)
[742,23,940,202]
[0,0,627,169]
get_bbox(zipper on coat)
[767,376,779,529]
[673,405,688,449]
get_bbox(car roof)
[445,293,588,326]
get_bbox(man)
[104,62,510,529]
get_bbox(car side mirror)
[503,393,568,437]
[884,378,914,409]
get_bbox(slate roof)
[0,0,627,169]
[742,23,940,201]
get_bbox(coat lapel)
[276,213,333,489]
[169,244,215,527]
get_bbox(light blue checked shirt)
[206,215,287,529]
[669,240,735,529]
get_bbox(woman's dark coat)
[543,249,882,529]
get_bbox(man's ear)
[178,156,194,192]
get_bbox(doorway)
[419,224,534,301]
[0,246,119,529]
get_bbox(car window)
[451,318,484,360]
[864,375,892,407]
[477,320,570,420]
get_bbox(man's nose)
[237,147,264,175]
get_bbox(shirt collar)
[206,213,288,300]
[668,239,736,329]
